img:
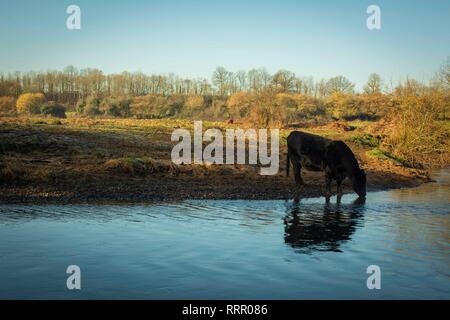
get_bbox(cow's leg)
[325,170,332,200]
[336,177,343,195]
[291,156,304,185]
[336,176,345,203]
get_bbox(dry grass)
[0,161,29,185]
[0,115,441,202]
[103,156,256,178]
[382,109,450,168]
[0,115,447,191]
[104,157,179,175]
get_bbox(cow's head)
[353,169,366,198]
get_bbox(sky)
[0,0,449,89]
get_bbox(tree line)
[0,65,391,103]
[0,58,448,169]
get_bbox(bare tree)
[272,70,296,92]
[326,76,355,95]
[236,70,247,91]
[438,56,450,89]
[364,73,383,94]
[212,66,230,96]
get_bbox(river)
[0,170,449,299]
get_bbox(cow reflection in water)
[284,197,365,253]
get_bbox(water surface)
[0,171,449,299]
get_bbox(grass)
[0,115,445,188]
[0,115,440,201]
[0,161,28,185]
[104,156,179,176]
[103,156,257,177]
[366,148,406,166]
[350,133,380,147]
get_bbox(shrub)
[275,93,298,108]
[227,92,255,118]
[40,101,66,118]
[185,95,204,109]
[227,91,288,126]
[359,93,393,119]
[75,99,86,114]
[16,93,45,114]
[381,96,450,167]
[83,96,101,116]
[0,96,16,114]
[248,91,287,127]
[325,93,363,120]
[130,95,168,118]
[100,96,132,117]
[165,94,185,117]
[287,94,325,119]
[198,100,229,120]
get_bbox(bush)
[185,95,204,109]
[165,95,185,117]
[75,99,86,114]
[83,96,101,116]
[100,96,132,117]
[248,91,287,127]
[130,94,168,118]
[16,93,45,114]
[381,96,450,167]
[227,92,255,118]
[359,93,393,119]
[40,101,66,118]
[279,94,325,120]
[0,96,16,114]
[198,100,229,120]
[325,93,363,120]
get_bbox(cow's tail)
[286,149,290,177]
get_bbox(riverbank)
[0,117,434,204]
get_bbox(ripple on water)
[0,170,449,299]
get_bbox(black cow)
[286,131,366,198]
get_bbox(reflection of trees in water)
[284,198,366,253]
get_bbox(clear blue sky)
[0,0,449,89]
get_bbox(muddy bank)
[0,168,431,204]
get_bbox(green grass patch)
[351,133,380,147]
[366,148,407,166]
[347,120,374,129]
